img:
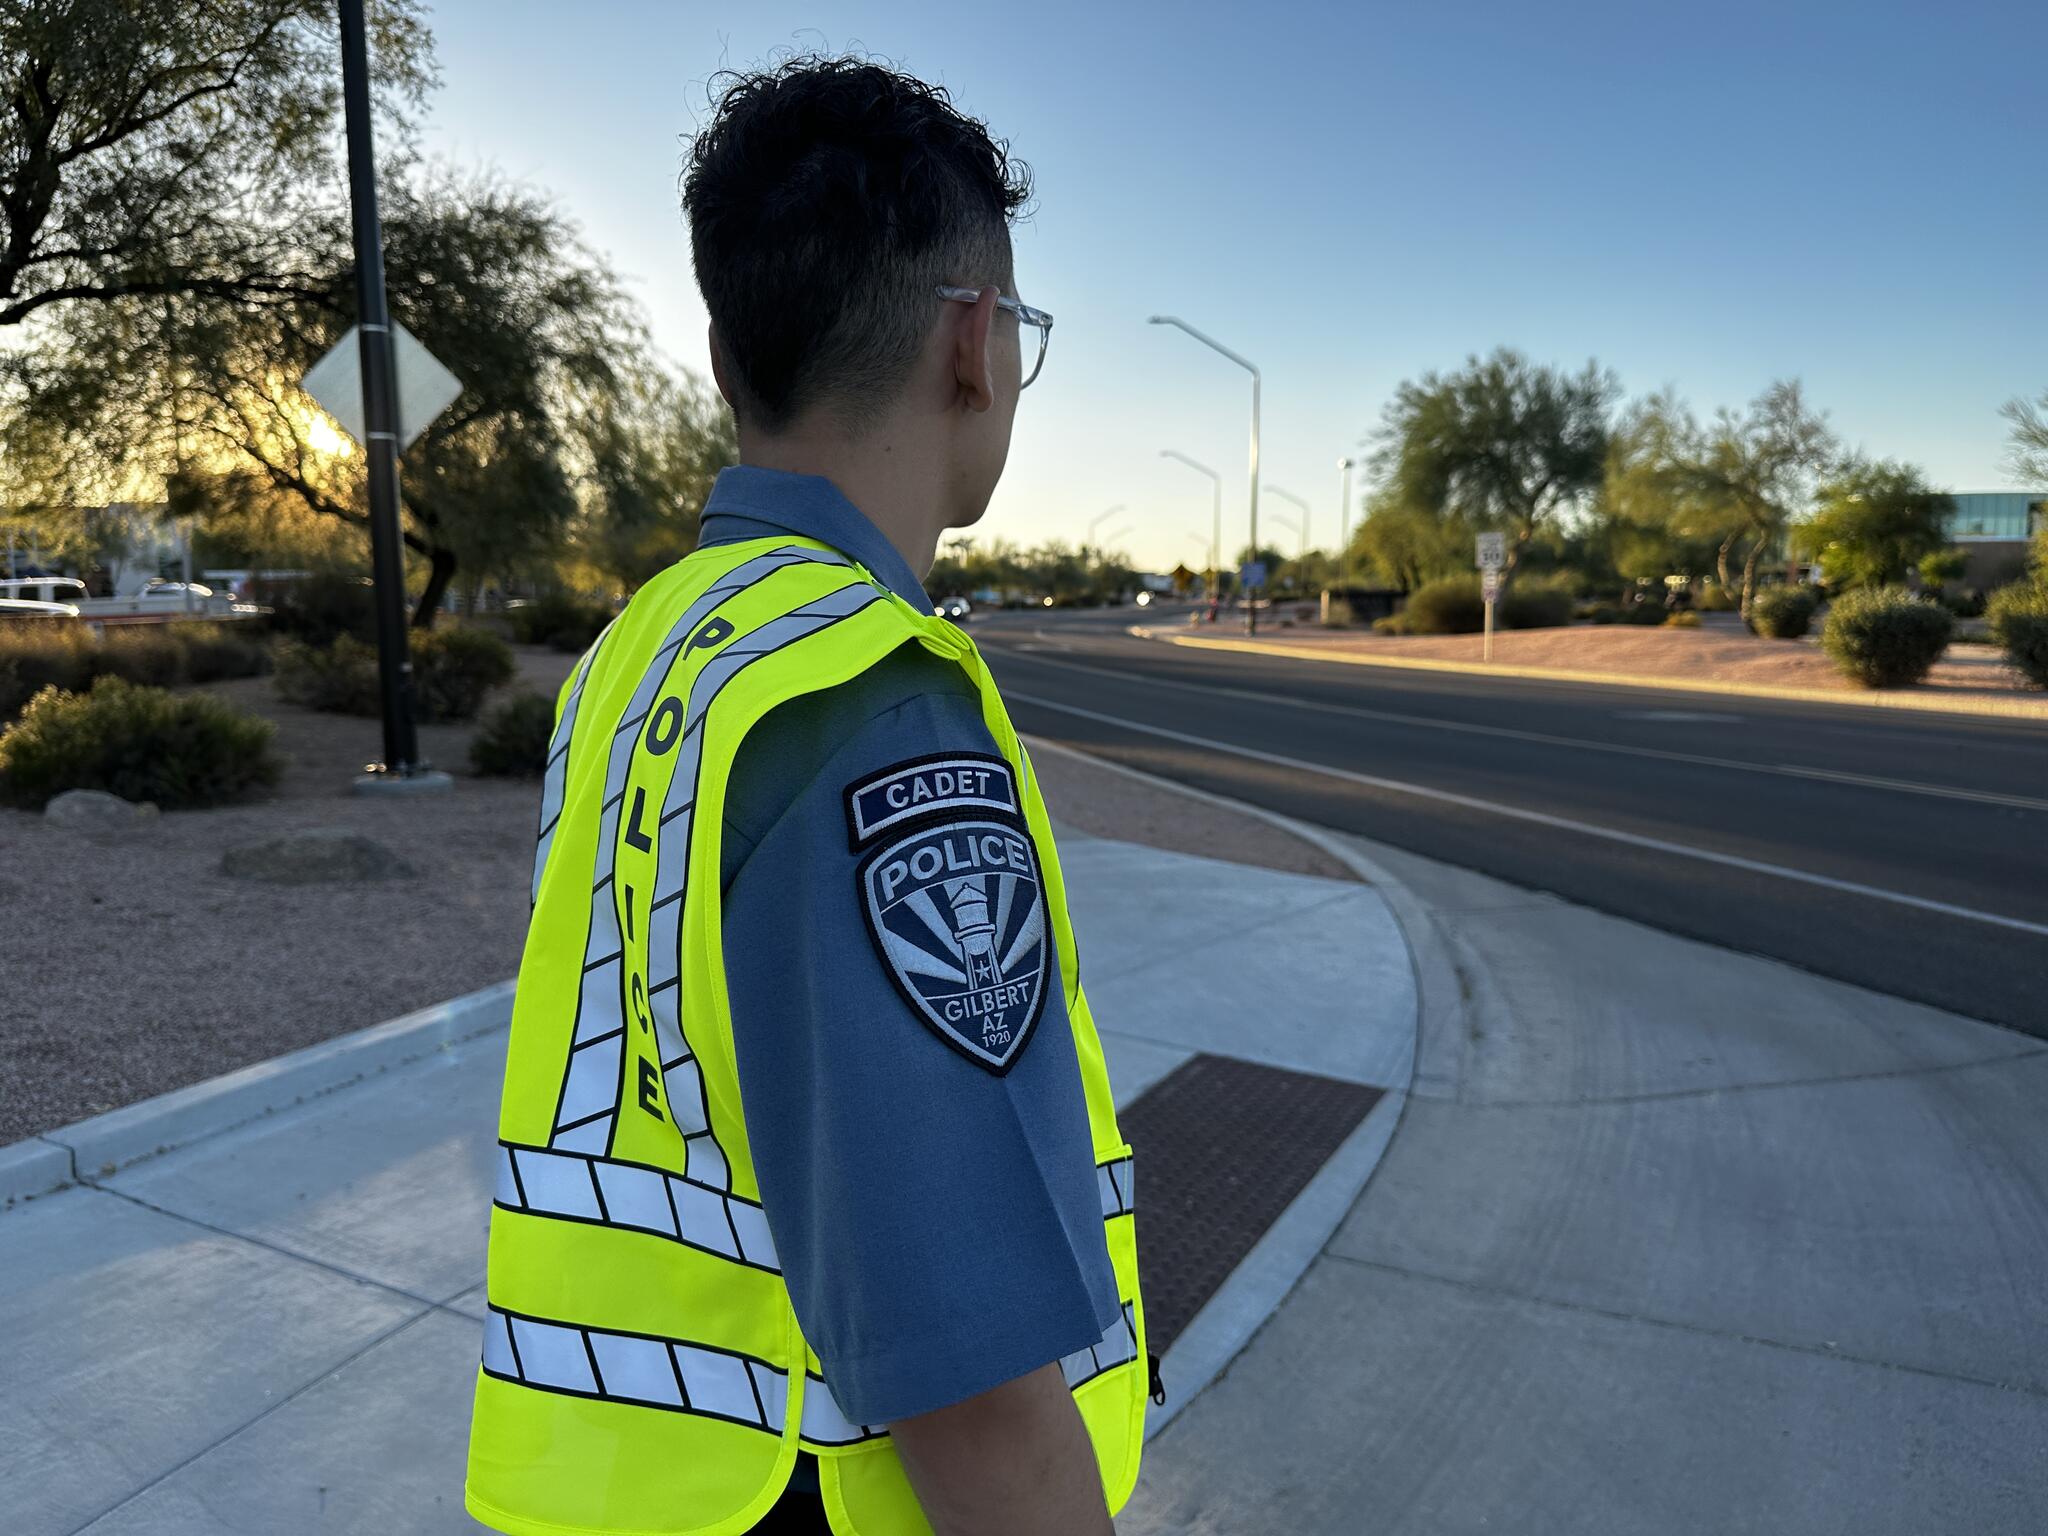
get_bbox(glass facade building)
[1944,492,2043,542]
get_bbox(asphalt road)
[974,603,2048,1034]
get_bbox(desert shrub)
[1821,587,1953,688]
[1697,582,1737,612]
[1937,588,1986,619]
[275,626,514,722]
[248,571,377,645]
[471,692,556,776]
[174,623,273,683]
[0,623,97,719]
[1500,574,1575,630]
[274,635,381,715]
[414,625,516,722]
[1579,601,1658,625]
[508,593,610,652]
[1370,614,1406,635]
[1664,610,1703,628]
[0,621,272,722]
[1987,581,2048,688]
[0,677,280,809]
[1919,548,1969,589]
[96,626,188,688]
[1750,586,1818,639]
[1400,576,1486,635]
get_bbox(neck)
[737,421,949,577]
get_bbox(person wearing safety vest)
[466,56,1149,1536]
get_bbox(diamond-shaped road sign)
[300,323,463,451]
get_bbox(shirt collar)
[698,466,932,610]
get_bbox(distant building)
[1943,491,2043,589]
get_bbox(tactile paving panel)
[1119,1053,1383,1355]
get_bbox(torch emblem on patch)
[859,818,1050,1073]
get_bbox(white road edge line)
[1005,690,2048,940]
[984,642,2048,815]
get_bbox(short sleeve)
[720,662,1120,1427]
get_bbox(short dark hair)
[683,56,1031,433]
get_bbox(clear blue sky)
[419,0,2048,571]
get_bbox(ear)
[708,324,739,412]
[950,286,999,414]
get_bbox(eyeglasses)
[935,285,1054,389]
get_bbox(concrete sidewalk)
[2,828,1414,1536]
[1122,834,2048,1536]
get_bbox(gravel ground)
[0,646,579,1145]
[0,645,1342,1144]
[1164,618,2045,710]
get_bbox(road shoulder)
[1136,623,2048,721]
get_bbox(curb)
[1022,736,1424,1437]
[1132,625,2048,722]
[0,980,515,1208]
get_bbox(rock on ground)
[221,827,417,884]
[44,789,160,832]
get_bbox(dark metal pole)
[338,0,421,775]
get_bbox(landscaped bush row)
[0,677,281,810]
[1821,587,1953,688]
[0,621,272,724]
[1987,581,2048,689]
[507,592,612,652]
[245,571,378,646]
[471,692,556,776]
[274,624,517,723]
[1749,586,1818,639]
[1380,574,1576,635]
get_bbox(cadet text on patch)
[859,817,1050,1073]
[845,753,1018,846]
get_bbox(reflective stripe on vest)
[469,540,1146,1536]
[479,1300,1141,1450]
[495,1141,1131,1271]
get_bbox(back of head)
[683,56,1031,436]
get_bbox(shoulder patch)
[859,817,1050,1074]
[844,752,1018,847]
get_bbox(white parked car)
[0,576,89,606]
[0,596,82,622]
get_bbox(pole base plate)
[352,767,454,798]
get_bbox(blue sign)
[1239,560,1268,589]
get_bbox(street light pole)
[1086,504,1126,554]
[1264,485,1311,561]
[1337,457,1355,582]
[1149,316,1261,633]
[339,0,424,782]
[1160,449,1222,607]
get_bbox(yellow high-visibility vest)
[466,537,1147,1536]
